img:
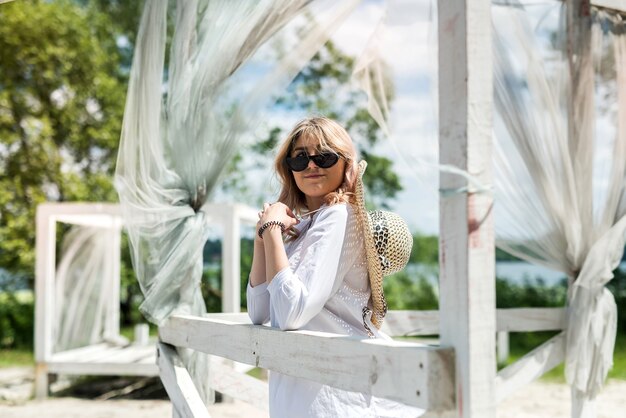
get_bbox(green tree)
[225,40,402,210]
[384,272,439,311]
[410,235,439,265]
[0,0,126,279]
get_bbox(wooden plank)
[202,203,258,225]
[50,343,155,365]
[205,313,251,323]
[209,358,269,410]
[495,332,566,403]
[496,308,566,332]
[438,0,495,417]
[140,354,160,364]
[497,331,509,364]
[91,345,156,364]
[34,363,48,400]
[590,0,626,13]
[566,3,598,417]
[160,315,455,410]
[382,308,565,337]
[105,221,122,339]
[40,202,121,227]
[48,361,159,376]
[215,308,564,338]
[35,208,56,364]
[37,202,121,217]
[222,210,241,313]
[382,310,439,336]
[157,342,211,418]
[50,343,120,363]
[35,206,58,400]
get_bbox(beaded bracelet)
[257,220,286,239]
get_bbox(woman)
[246,117,423,418]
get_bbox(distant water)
[0,268,28,290]
[405,261,626,287]
[495,261,566,286]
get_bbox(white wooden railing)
[157,307,566,417]
[34,202,258,399]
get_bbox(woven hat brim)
[354,160,386,328]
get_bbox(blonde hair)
[275,117,358,214]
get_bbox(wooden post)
[157,342,211,418]
[497,331,509,364]
[34,208,56,399]
[104,218,122,340]
[564,1,619,417]
[590,0,626,13]
[222,207,241,313]
[438,1,496,417]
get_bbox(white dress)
[247,203,425,418]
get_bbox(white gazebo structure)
[34,202,258,399]
[144,1,626,418]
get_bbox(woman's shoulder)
[315,202,352,221]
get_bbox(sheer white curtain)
[115,0,361,403]
[493,3,626,417]
[356,2,625,415]
[54,225,119,352]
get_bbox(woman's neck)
[305,196,324,212]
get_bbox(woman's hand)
[258,202,298,239]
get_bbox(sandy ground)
[0,367,624,417]
[0,398,267,418]
[496,379,626,418]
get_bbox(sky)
[217,0,620,237]
[329,0,441,234]
[226,0,443,234]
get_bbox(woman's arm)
[249,235,267,288]
[263,226,290,284]
[265,204,348,330]
[246,204,273,325]
[257,203,298,283]
[247,237,270,324]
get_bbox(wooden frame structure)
[150,1,626,418]
[34,202,258,399]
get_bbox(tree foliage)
[224,40,402,210]
[0,0,126,278]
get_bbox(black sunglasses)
[285,152,340,172]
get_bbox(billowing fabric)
[492,2,626,416]
[115,0,362,403]
[54,225,121,352]
[247,203,424,418]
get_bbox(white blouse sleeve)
[246,281,270,325]
[267,204,348,330]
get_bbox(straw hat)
[354,160,413,330]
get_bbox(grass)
[119,323,159,341]
[0,348,33,368]
[246,367,267,380]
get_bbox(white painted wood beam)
[159,314,455,410]
[590,0,626,13]
[157,342,211,418]
[209,308,565,336]
[105,219,123,339]
[34,206,57,400]
[382,308,566,336]
[222,208,241,313]
[438,0,496,416]
[495,332,566,403]
[208,357,269,410]
[48,362,159,376]
[495,307,566,332]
